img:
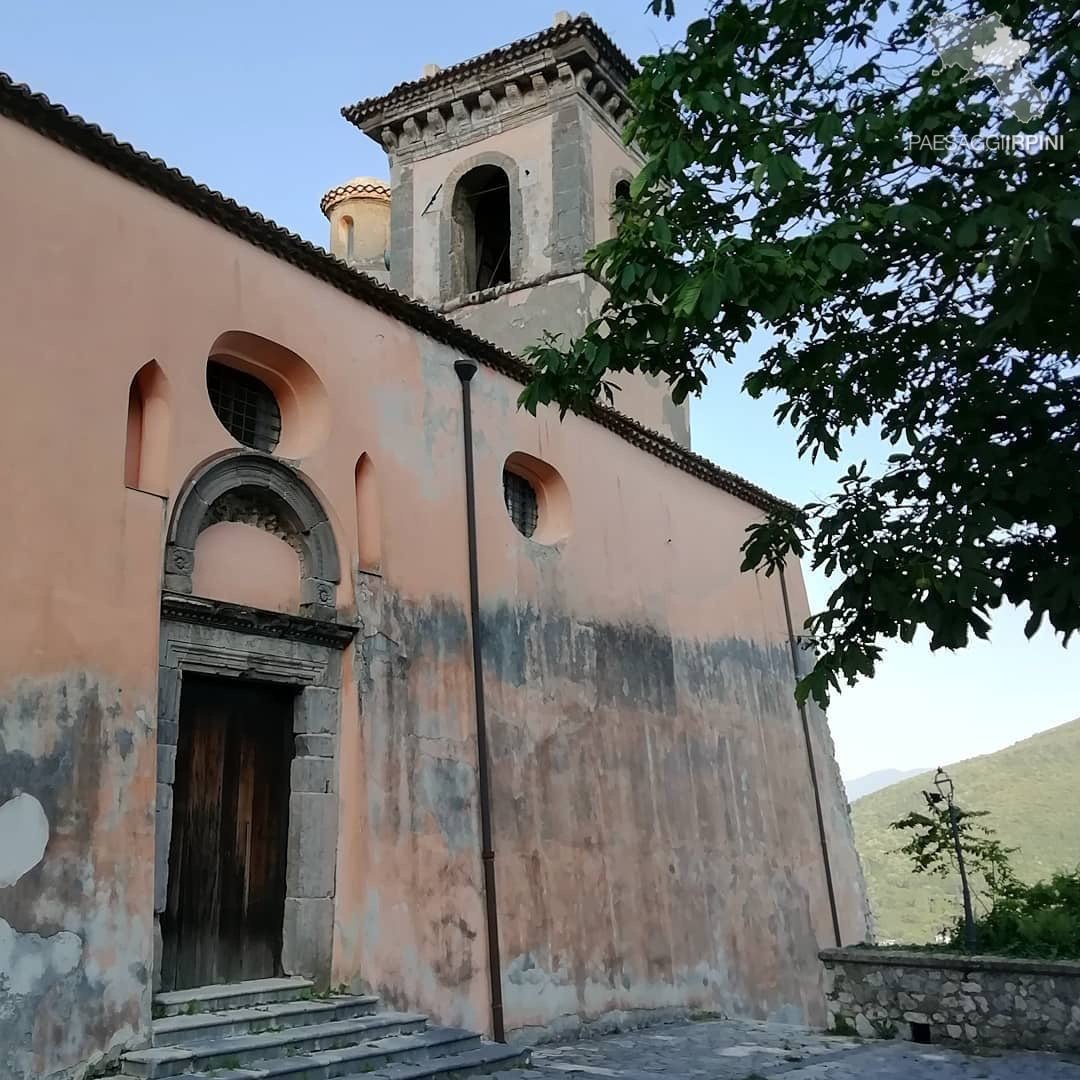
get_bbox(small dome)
[320,177,391,217]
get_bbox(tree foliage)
[963,868,1080,958]
[520,0,1079,707]
[892,790,1018,903]
[892,792,1080,957]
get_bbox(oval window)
[502,452,571,545]
[206,360,282,452]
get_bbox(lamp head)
[933,768,954,801]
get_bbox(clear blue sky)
[7,2,1076,780]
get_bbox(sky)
[5,1,1076,780]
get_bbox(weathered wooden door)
[162,676,294,991]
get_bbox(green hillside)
[851,717,1080,944]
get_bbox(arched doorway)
[155,451,353,991]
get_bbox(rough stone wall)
[821,947,1080,1052]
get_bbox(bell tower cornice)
[341,15,640,165]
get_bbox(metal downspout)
[454,357,506,1042]
[779,565,843,948]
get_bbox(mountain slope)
[850,717,1080,943]
[845,767,928,802]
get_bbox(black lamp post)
[934,768,977,952]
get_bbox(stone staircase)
[119,976,527,1079]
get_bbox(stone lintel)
[161,592,356,650]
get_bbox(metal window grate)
[503,468,538,538]
[207,361,281,452]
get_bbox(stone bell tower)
[329,11,690,447]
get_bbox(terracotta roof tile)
[320,177,391,217]
[0,70,791,515]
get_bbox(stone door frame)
[154,450,352,990]
[154,598,351,991]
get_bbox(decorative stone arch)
[439,149,526,302]
[164,450,341,619]
[154,450,354,992]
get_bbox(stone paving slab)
[488,1018,1080,1079]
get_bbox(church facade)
[0,14,867,1079]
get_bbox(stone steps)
[153,976,316,1017]
[121,978,528,1080]
[153,993,379,1045]
[344,1042,529,1079]
[122,1012,429,1077]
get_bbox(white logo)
[927,13,1046,122]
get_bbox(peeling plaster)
[0,916,82,995]
[0,673,152,1079]
[0,794,49,887]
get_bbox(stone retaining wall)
[820,947,1080,1051]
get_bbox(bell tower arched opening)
[451,164,511,294]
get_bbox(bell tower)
[333,11,690,447]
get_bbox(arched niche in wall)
[124,360,171,496]
[165,451,341,620]
[354,453,382,574]
[342,215,356,261]
[207,331,330,460]
[440,151,525,302]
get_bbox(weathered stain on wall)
[480,603,838,1039]
[0,675,154,1079]
[333,580,489,1033]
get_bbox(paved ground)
[491,1018,1080,1079]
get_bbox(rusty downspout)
[454,357,506,1042]
[779,564,843,948]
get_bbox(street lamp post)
[934,768,977,952]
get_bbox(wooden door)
[162,676,294,991]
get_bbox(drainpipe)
[779,565,843,949]
[454,357,506,1043]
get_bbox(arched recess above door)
[165,451,341,620]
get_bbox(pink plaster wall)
[193,522,302,612]
[0,109,867,1075]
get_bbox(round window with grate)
[503,468,539,539]
[502,453,571,545]
[206,360,282,452]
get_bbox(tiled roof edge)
[342,15,638,127]
[0,71,793,516]
[320,179,391,217]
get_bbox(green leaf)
[674,277,704,316]
[828,243,862,270]
[955,218,977,248]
